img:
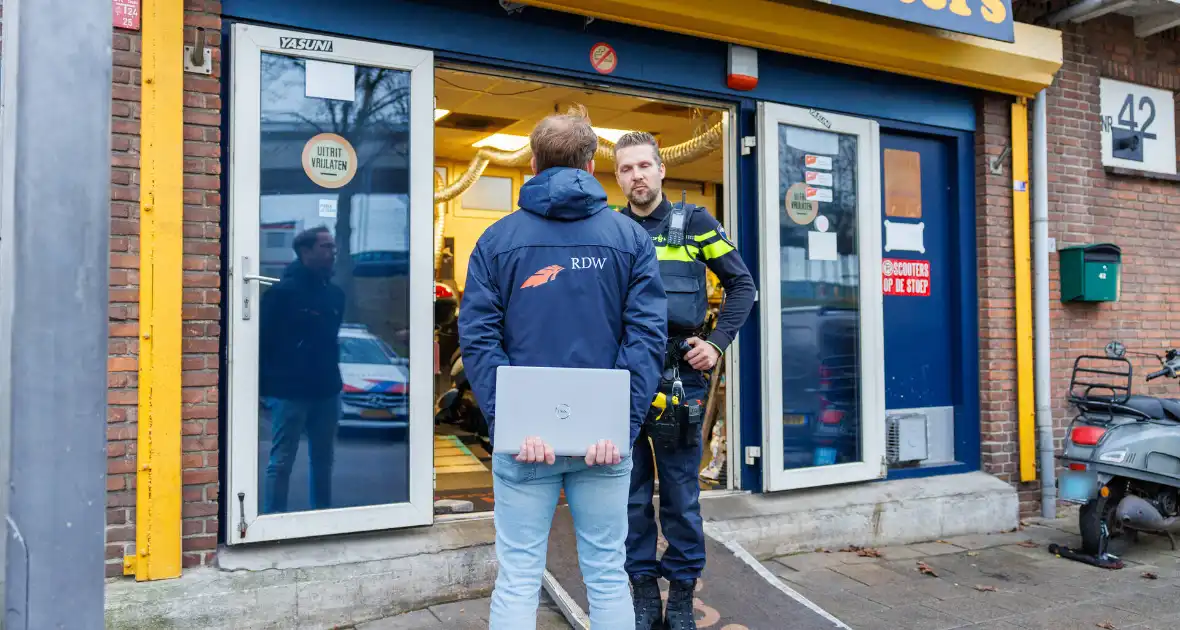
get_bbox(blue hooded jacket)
[457,167,667,448]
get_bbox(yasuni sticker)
[280,37,334,52]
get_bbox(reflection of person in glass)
[259,226,345,513]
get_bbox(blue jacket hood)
[518,167,609,221]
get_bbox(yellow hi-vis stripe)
[655,244,698,262]
[701,239,735,260]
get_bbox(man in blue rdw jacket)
[459,105,667,630]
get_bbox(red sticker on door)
[882,258,930,297]
[590,42,618,74]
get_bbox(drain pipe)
[1032,89,1055,519]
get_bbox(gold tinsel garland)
[433,120,724,204]
[432,118,725,268]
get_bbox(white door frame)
[756,102,885,492]
[226,23,435,544]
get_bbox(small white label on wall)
[318,198,338,219]
[883,220,925,254]
[1100,77,1177,175]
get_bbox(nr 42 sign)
[1100,78,1176,175]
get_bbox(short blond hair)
[530,104,598,172]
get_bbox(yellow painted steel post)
[1012,99,1036,482]
[127,0,184,581]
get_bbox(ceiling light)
[434,109,451,121]
[472,133,530,152]
[593,127,633,143]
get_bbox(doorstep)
[104,472,1017,629]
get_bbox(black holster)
[643,383,704,451]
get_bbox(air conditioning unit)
[886,412,929,465]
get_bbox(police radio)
[667,190,688,247]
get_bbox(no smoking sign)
[590,42,618,75]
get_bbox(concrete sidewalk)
[363,513,1180,629]
[764,512,1180,629]
[353,593,571,629]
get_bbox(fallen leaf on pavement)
[840,545,882,558]
[1018,541,1039,548]
[1096,622,1116,629]
[1142,571,1159,580]
[917,562,938,577]
[974,585,997,592]
[966,551,980,557]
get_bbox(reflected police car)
[338,323,409,432]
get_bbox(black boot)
[662,579,696,630]
[631,575,663,630]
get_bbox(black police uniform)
[621,195,755,628]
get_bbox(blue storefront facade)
[103,0,1065,588]
[207,0,1062,547]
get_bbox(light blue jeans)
[490,453,635,630]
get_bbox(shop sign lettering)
[882,258,930,296]
[819,0,1013,43]
[280,37,335,52]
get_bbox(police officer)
[613,132,755,630]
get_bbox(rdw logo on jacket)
[521,265,564,288]
[519,257,608,289]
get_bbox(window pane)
[255,53,412,514]
[776,123,863,471]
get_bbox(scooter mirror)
[1105,340,1126,359]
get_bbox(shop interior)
[429,67,733,512]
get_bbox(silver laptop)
[493,365,632,458]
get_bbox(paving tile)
[829,563,904,587]
[924,593,1023,624]
[774,551,860,572]
[911,542,969,556]
[1008,601,1146,630]
[357,610,445,629]
[779,567,874,595]
[941,533,1033,551]
[955,622,1026,630]
[846,582,944,608]
[1125,613,1180,629]
[793,588,890,620]
[875,545,927,561]
[428,598,491,628]
[1103,591,1180,618]
[862,603,972,630]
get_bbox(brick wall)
[981,6,1180,516]
[104,0,225,578]
[976,93,1027,505]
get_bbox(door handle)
[239,256,277,320]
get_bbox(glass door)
[227,24,434,543]
[757,102,886,492]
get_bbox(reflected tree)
[261,55,411,319]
